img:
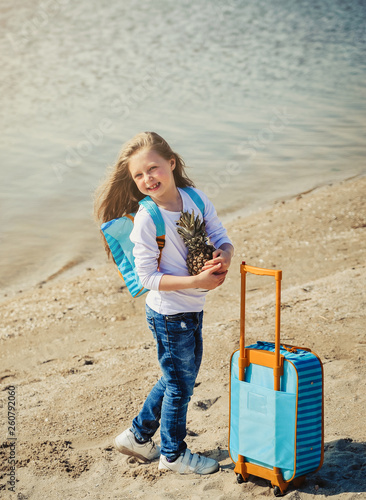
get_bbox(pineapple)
[176,210,215,275]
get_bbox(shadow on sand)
[220,438,366,496]
[304,438,366,496]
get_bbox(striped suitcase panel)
[247,341,324,479]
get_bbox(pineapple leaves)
[176,209,215,275]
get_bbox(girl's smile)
[147,182,161,192]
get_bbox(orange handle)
[241,263,282,281]
[239,262,283,391]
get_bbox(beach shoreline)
[2,172,364,304]
[0,175,365,499]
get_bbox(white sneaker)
[159,449,219,474]
[114,429,160,462]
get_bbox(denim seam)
[146,313,157,342]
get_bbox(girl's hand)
[201,245,233,274]
[194,263,227,290]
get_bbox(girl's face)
[128,148,176,202]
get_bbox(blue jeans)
[131,304,203,460]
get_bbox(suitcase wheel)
[273,486,285,497]
[236,473,248,484]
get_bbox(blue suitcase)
[229,263,324,496]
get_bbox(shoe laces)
[146,438,156,451]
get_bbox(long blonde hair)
[94,131,195,257]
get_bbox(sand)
[1,175,365,500]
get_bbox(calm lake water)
[1,0,365,292]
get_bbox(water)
[1,0,365,292]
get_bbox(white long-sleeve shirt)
[130,187,232,315]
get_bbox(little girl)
[95,132,234,475]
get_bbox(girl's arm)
[159,263,226,291]
[131,202,231,293]
[131,208,226,292]
[130,209,165,290]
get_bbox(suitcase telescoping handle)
[240,262,283,391]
